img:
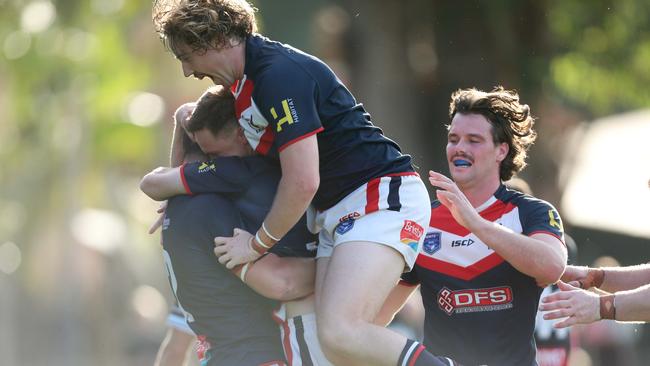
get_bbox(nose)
[181,62,193,78]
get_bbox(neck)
[231,39,246,82]
[457,177,501,208]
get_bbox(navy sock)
[397,339,459,366]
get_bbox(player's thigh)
[319,241,405,322]
[314,256,329,312]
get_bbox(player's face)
[175,43,241,87]
[192,127,253,158]
[446,113,508,188]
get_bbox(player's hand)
[213,228,261,269]
[148,201,167,235]
[538,281,601,328]
[560,265,593,288]
[428,170,481,229]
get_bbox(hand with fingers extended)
[428,170,481,229]
[149,201,168,238]
[213,228,261,269]
[539,281,603,328]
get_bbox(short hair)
[185,85,238,136]
[449,86,537,181]
[152,0,257,56]
[181,129,204,158]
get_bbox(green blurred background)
[0,0,648,365]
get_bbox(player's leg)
[154,327,194,366]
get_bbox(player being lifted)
[153,1,458,365]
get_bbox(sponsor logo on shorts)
[336,219,355,235]
[197,162,216,173]
[423,231,441,254]
[437,286,513,316]
[338,211,361,223]
[196,335,212,362]
[400,220,424,251]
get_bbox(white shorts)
[310,174,431,271]
[273,307,333,366]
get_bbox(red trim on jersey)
[365,177,381,214]
[431,200,516,237]
[385,172,420,178]
[529,230,565,245]
[256,126,275,155]
[234,79,254,118]
[277,127,324,152]
[408,344,426,366]
[179,164,193,195]
[416,252,505,281]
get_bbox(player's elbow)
[140,172,166,201]
[537,260,566,286]
[261,273,301,301]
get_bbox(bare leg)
[316,241,408,366]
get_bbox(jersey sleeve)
[180,157,261,195]
[520,198,565,242]
[253,64,324,152]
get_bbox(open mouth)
[452,158,472,167]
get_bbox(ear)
[496,142,509,163]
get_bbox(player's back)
[162,193,285,365]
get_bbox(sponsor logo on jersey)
[197,162,216,173]
[335,218,355,235]
[196,335,212,362]
[400,220,424,251]
[451,238,474,247]
[244,114,266,134]
[270,98,299,132]
[423,231,441,254]
[548,209,563,231]
[437,286,513,316]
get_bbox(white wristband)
[239,262,250,282]
[262,222,281,242]
[255,232,271,249]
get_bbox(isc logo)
[451,238,474,247]
[437,286,513,315]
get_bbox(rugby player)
[142,87,332,365]
[377,87,568,365]
[152,2,457,365]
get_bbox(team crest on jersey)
[197,162,216,173]
[437,286,513,316]
[335,218,355,235]
[423,231,441,254]
[400,220,423,251]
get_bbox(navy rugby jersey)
[180,155,317,258]
[402,185,564,366]
[162,194,285,365]
[231,34,414,210]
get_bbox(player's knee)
[317,312,362,356]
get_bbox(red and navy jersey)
[231,34,414,210]
[181,156,317,258]
[402,185,565,366]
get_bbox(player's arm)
[140,167,186,201]
[562,263,650,293]
[430,171,567,286]
[234,253,316,301]
[374,281,420,327]
[262,135,320,246]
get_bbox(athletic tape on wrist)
[600,294,616,320]
[262,222,281,242]
[250,234,269,255]
[239,262,250,282]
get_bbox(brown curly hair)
[152,0,257,56]
[449,86,537,181]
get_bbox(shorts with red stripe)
[310,173,430,271]
[273,307,333,366]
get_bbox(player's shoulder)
[496,185,555,210]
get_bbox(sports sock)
[397,339,459,366]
